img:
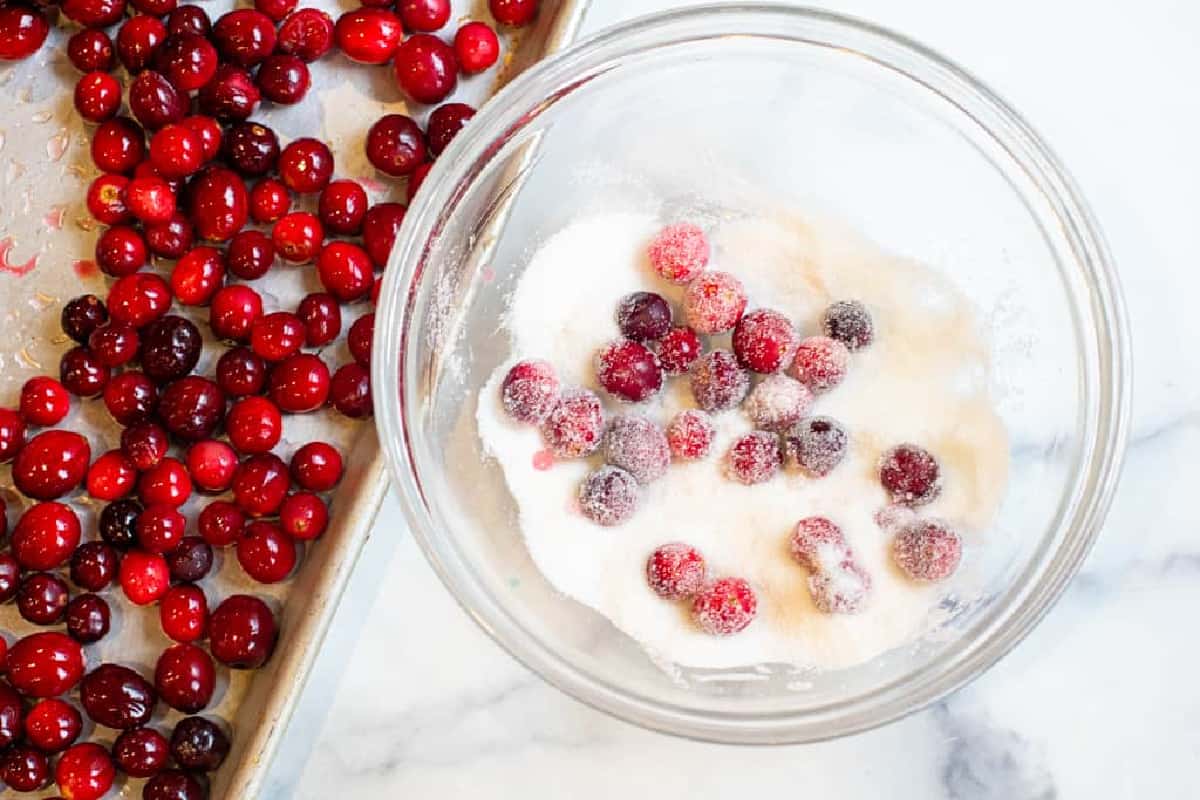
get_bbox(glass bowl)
[372,5,1130,743]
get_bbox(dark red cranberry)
[157,377,225,442]
[237,519,297,583]
[0,745,50,792]
[0,682,19,749]
[335,8,402,64]
[119,550,169,605]
[489,0,538,26]
[256,53,310,104]
[822,299,874,351]
[290,441,342,491]
[136,504,185,553]
[117,14,166,72]
[879,443,941,506]
[250,177,290,223]
[181,114,222,160]
[155,32,218,92]
[188,166,249,241]
[406,161,431,202]
[216,346,267,396]
[170,246,226,306]
[71,541,119,591]
[209,594,277,668]
[692,577,757,636]
[112,727,170,778]
[87,173,131,224]
[277,138,332,194]
[106,272,172,328]
[11,501,81,569]
[212,8,276,67]
[24,698,82,753]
[365,114,426,176]
[596,339,663,403]
[209,285,263,342]
[13,430,91,501]
[62,294,108,344]
[90,323,141,367]
[155,644,214,713]
[18,572,69,625]
[91,117,146,173]
[80,663,157,730]
[120,422,168,470]
[296,293,341,347]
[279,492,328,539]
[616,292,671,342]
[85,449,138,500]
[186,439,237,492]
[198,500,245,547]
[6,632,86,698]
[231,453,289,516]
[99,498,143,549]
[94,225,148,277]
[393,33,457,104]
[197,64,261,121]
[166,4,210,37]
[226,396,282,453]
[0,553,20,602]
[0,408,25,464]
[170,716,229,771]
[224,121,279,177]
[276,7,334,61]
[426,102,475,156]
[149,123,203,178]
[361,202,405,267]
[141,315,202,382]
[540,388,604,458]
[20,376,70,426]
[74,71,123,122]
[249,312,304,362]
[166,537,213,582]
[128,71,186,130]
[255,0,297,21]
[500,360,559,424]
[330,363,372,418]
[68,29,115,72]
[130,0,177,16]
[316,242,373,302]
[145,769,206,800]
[65,593,111,643]
[133,157,185,196]
[578,465,639,526]
[61,0,126,27]
[646,542,707,599]
[138,456,193,506]
[272,211,324,262]
[159,584,207,642]
[348,312,374,366]
[225,232,275,284]
[399,0,449,31]
[318,179,368,235]
[455,21,499,73]
[690,349,750,412]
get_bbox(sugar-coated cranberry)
[335,8,402,64]
[733,309,796,374]
[216,346,268,396]
[226,396,282,453]
[145,212,196,259]
[788,335,850,394]
[87,173,132,224]
[666,409,714,461]
[406,162,432,202]
[184,440,236,493]
[94,225,148,277]
[119,551,169,605]
[120,422,169,471]
[399,0,449,31]
[0,744,50,792]
[365,114,426,177]
[290,442,342,491]
[255,0,297,22]
[62,294,109,344]
[159,585,208,643]
[18,572,69,625]
[251,311,305,362]
[540,389,603,458]
[91,117,146,173]
[646,543,707,600]
[210,285,263,342]
[276,7,334,62]
[790,517,871,614]
[106,272,172,329]
[91,323,142,367]
[257,53,312,104]
[197,64,262,121]
[893,519,962,581]
[138,456,194,505]
[135,504,185,553]
[62,0,126,27]
[578,465,639,526]
[99,497,143,548]
[157,377,225,443]
[171,716,229,772]
[603,415,670,484]
[12,502,81,569]
[80,663,157,730]
[86,449,138,501]
[75,71,123,122]
[596,339,662,403]
[348,312,373,366]
[129,71,186,130]
[783,416,848,477]
[237,520,297,583]
[789,516,849,573]
[113,727,170,778]
[489,0,538,26]
[0,408,25,463]
[155,32,217,92]
[330,363,372,418]
[170,246,226,306]
[60,346,111,398]
[691,577,757,636]
[726,431,781,485]
[393,33,458,104]
[690,349,749,412]
[141,315,203,382]
[66,593,111,643]
[879,443,941,506]
[25,699,82,753]
[317,241,375,302]
[209,594,277,668]
[426,102,475,156]
[744,374,812,432]
[361,202,406,267]
[189,166,249,241]
[13,431,91,501]
[224,121,279,177]
[149,123,203,179]
[822,299,874,351]
[6,632,86,698]
[455,21,499,73]
[279,492,328,540]
[145,769,206,800]
[213,9,276,67]
[54,743,115,800]
[198,500,245,547]
[166,536,213,582]
[20,376,70,426]
[684,271,747,335]
[297,293,342,347]
[318,180,368,235]
[68,29,115,71]
[117,14,166,72]
[647,222,708,284]
[232,453,290,516]
[616,292,671,343]
[272,211,324,262]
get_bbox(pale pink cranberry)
[822,299,874,351]
[789,516,849,572]
[689,350,749,412]
[808,562,871,614]
[691,577,756,636]
[879,443,941,506]
[789,336,850,393]
[645,543,706,600]
[732,308,796,374]
[874,504,917,532]
[602,415,669,484]
[577,466,638,527]
[500,359,560,424]
[743,374,812,432]
[540,389,603,459]
[656,326,701,375]
[666,409,714,460]
[684,271,747,335]
[726,431,781,485]
[892,519,962,581]
[647,222,708,284]
[595,339,662,403]
[783,416,848,477]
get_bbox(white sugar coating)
[476,211,1009,670]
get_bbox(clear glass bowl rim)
[372,3,1132,744]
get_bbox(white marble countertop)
[266,1,1200,797]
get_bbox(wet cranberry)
[25,699,82,753]
[603,414,670,484]
[138,456,194,505]
[222,232,274,285]
[335,8,402,64]
[255,0,297,21]
[7,632,86,697]
[209,594,277,668]
[185,440,237,492]
[170,247,226,307]
[398,0,448,30]
[318,180,368,235]
[223,122,279,179]
[62,294,108,344]
[102,372,158,425]
[149,124,203,179]
[427,102,475,156]
[121,422,169,470]
[66,593,111,643]
[0,408,26,463]
[145,769,206,800]
[250,177,290,223]
[578,466,638,526]
[189,166,249,241]
[129,71,186,130]
[279,492,328,540]
[80,663,157,729]
[106,272,172,329]
[692,577,757,636]
[454,20,499,73]
[94,225,148,277]
[91,117,145,173]
[406,162,432,202]
[0,553,20,602]
[689,350,749,412]
[347,312,373,366]
[90,323,141,368]
[166,4,210,37]
[893,519,962,581]
[197,64,261,121]
[154,642,216,713]
[237,520,296,583]
[130,0,176,16]
[119,550,169,605]
[170,717,229,772]
[361,203,405,268]
[276,7,334,61]
[159,585,207,643]
[117,14,166,72]
[166,537,213,582]
[616,292,671,343]
[646,543,707,600]
[113,727,170,778]
[256,53,311,104]
[210,285,263,342]
[277,139,331,195]
[198,500,245,547]
[181,114,222,161]
[540,389,604,459]
[394,33,457,103]
[212,8,275,67]
[822,299,874,351]
[489,0,537,26]
[60,347,111,398]
[365,114,426,177]
[75,71,122,122]
[290,442,342,491]
[62,0,125,27]
[155,32,217,91]
[68,29,114,71]
[316,241,373,302]
[20,376,70,427]
[666,409,714,460]
[12,502,81,569]
[135,504,185,553]
[0,682,19,749]
[18,573,69,625]
[251,311,306,362]
[143,213,194,261]
[879,443,941,506]
[272,211,324,262]
[231,453,290,516]
[13,431,91,501]
[0,745,50,792]
[783,416,848,477]
[86,449,138,501]
[727,431,781,485]
[226,396,282,454]
[141,315,202,382]
[596,339,662,403]
[157,377,225,442]
[296,293,341,348]
[70,542,118,592]
[99,498,143,549]
[216,346,267,396]
[330,363,372,418]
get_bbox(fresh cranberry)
[170,247,226,307]
[66,593,111,643]
[255,0,297,21]
[335,8,402,64]
[86,173,131,224]
[68,29,115,71]
[361,202,406,267]
[184,440,236,493]
[59,347,110,397]
[119,550,169,605]
[170,716,229,772]
[540,389,603,458]
[365,113,426,176]
[198,500,245,547]
[232,453,290,516]
[112,727,169,778]
[86,449,138,501]
[0,408,26,463]
[666,409,714,460]
[317,180,368,236]
[222,234,272,288]
[157,377,225,442]
[138,456,194,505]
[20,377,70,426]
[250,311,305,362]
[61,294,109,344]
[25,699,82,753]
[209,594,277,668]
[744,374,812,432]
[684,271,747,335]
[223,121,279,177]
[879,443,941,506]
[212,8,276,67]
[689,350,749,412]
[74,71,122,122]
[250,177,291,223]
[578,466,638,526]
[120,422,168,470]
[0,682,19,749]
[61,0,126,27]
[6,632,86,697]
[330,363,372,418]
[149,123,203,179]
[130,0,176,16]
[226,396,282,454]
[98,497,143,548]
[128,70,186,130]
[216,346,267,396]
[727,431,781,485]
[732,308,797,374]
[91,116,146,173]
[189,166,249,241]
[106,272,171,328]
[406,162,431,202]
[141,315,202,381]
[80,664,156,729]
[69,542,117,593]
[290,442,342,491]
[347,312,373,366]
[155,644,216,714]
[394,33,457,104]
[144,212,195,260]
[278,138,332,193]
[426,102,475,156]
[596,339,662,403]
[18,572,69,625]
[647,222,708,284]
[646,543,707,600]
[155,32,217,91]
[692,577,757,636]
[256,53,311,104]
[166,4,210,36]
[159,585,208,643]
[135,504,185,553]
[489,0,538,26]
[11,502,80,569]
[237,520,297,583]
[399,0,449,31]
[117,13,166,72]
[276,7,334,62]
[279,492,328,540]
[783,416,848,477]
[180,114,222,160]
[209,285,263,342]
[197,63,262,121]
[0,745,50,792]
[297,293,342,347]
[822,299,874,350]
[13,431,91,501]
[316,241,374,301]
[90,323,141,367]
[893,519,962,581]
[166,536,213,582]
[616,292,671,343]
[145,769,206,800]
[94,225,148,277]
[272,211,324,262]
[454,21,499,73]
[605,414,670,484]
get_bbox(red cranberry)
[596,339,663,403]
[25,699,82,753]
[216,346,267,396]
[540,389,603,459]
[666,409,714,460]
[224,121,279,177]
[119,550,169,605]
[272,211,324,262]
[210,284,263,341]
[489,0,538,26]
[66,593,111,643]
[361,202,405,267]
[6,632,86,697]
[317,179,368,235]
[237,520,297,583]
[232,453,290,516]
[347,312,373,366]
[251,311,305,362]
[744,374,812,432]
[141,315,203,382]
[0,553,19,601]
[250,177,291,223]
[128,71,186,130]
[733,309,797,374]
[138,456,194,505]
[185,439,237,492]
[256,53,311,104]
[91,323,142,368]
[0,682,19,749]
[170,716,229,772]
[80,663,157,729]
[399,0,449,30]
[91,117,146,173]
[335,8,402,64]
[130,0,176,16]
[17,572,69,625]
[86,449,138,500]
[298,293,342,346]
[255,0,297,22]
[226,396,282,454]
[106,272,172,328]
[690,350,749,412]
[74,71,123,122]
[316,241,374,302]
[149,123,203,178]
[578,466,638,526]
[684,271,747,335]
[155,644,215,713]
[646,543,707,599]
[70,542,117,592]
[209,594,277,668]
[893,519,962,581]
[879,443,941,506]
[212,8,276,67]
[454,21,499,73]
[159,585,208,643]
[197,63,262,121]
[157,377,225,442]
[279,492,328,539]
[290,442,342,491]
[0,408,25,463]
[330,363,372,418]
[603,414,670,484]
[181,114,222,160]
[616,291,671,343]
[98,497,143,548]
[189,166,249,241]
[278,137,332,193]
[155,32,217,91]
[20,376,70,426]
[94,225,148,277]
[62,294,109,344]
[166,536,213,582]
[13,431,91,501]
[12,502,81,569]
[112,727,169,778]
[426,102,475,156]
[227,230,276,281]
[166,4,210,37]
[117,14,166,72]
[783,416,848,477]
[86,173,131,224]
[727,431,781,485]
[0,745,50,792]
[68,29,115,71]
[135,504,185,553]
[198,500,245,547]
[276,7,334,62]
[62,0,126,27]
[406,162,431,201]
[120,422,168,470]
[365,113,426,176]
[822,299,874,351]
[58,343,108,394]
[171,246,226,306]
[394,33,457,104]
[647,222,708,284]
[145,769,206,800]
[692,577,757,636]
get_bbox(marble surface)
[266,1,1199,797]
